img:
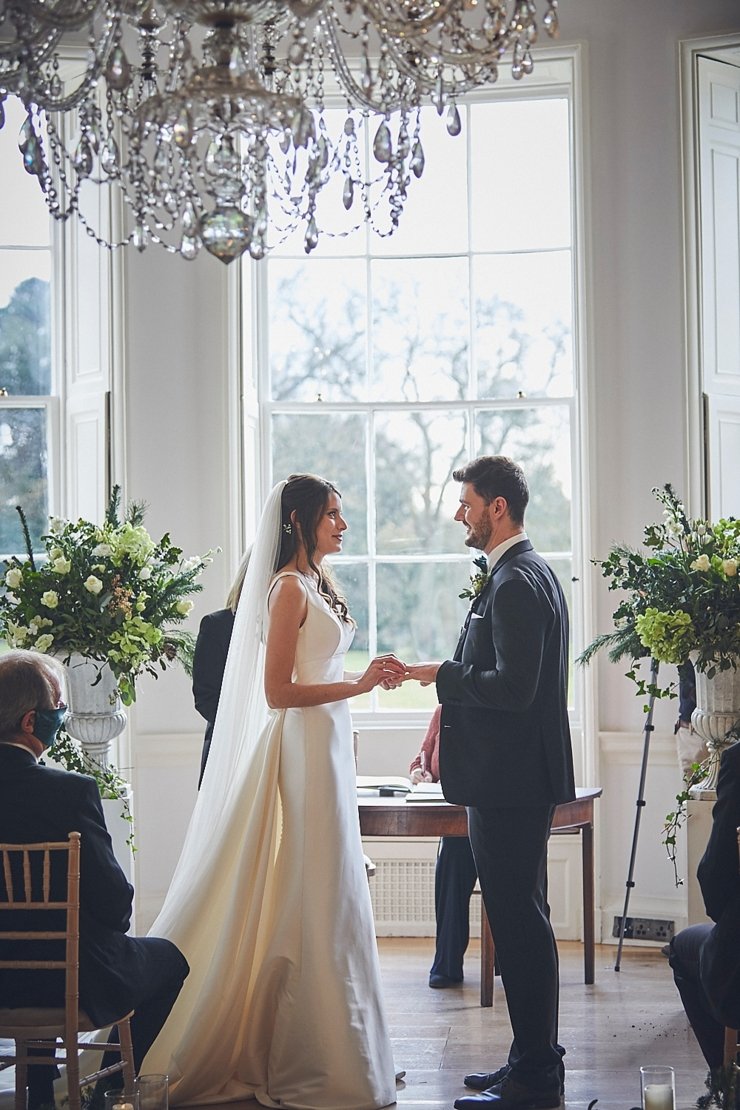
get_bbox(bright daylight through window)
[255,75,580,715]
[0,95,53,559]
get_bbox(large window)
[253,61,582,717]
[0,96,55,557]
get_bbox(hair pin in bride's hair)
[282,522,292,535]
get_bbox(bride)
[144,474,405,1110]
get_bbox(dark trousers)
[28,938,188,1109]
[468,803,561,1093]
[669,924,724,1069]
[430,836,478,981]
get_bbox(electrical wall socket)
[612,916,675,942]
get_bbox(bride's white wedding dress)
[145,569,397,1110]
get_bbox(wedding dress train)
[144,568,397,1110]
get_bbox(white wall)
[115,0,740,936]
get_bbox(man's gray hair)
[0,650,65,743]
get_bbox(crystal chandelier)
[0,0,560,263]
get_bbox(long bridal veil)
[143,481,287,1103]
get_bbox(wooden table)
[358,786,601,1007]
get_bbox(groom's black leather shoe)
[464,1067,511,1090]
[465,1064,565,1095]
[454,1078,562,1110]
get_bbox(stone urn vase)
[63,653,127,770]
[688,656,740,799]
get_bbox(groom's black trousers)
[468,802,562,1093]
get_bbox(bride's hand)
[356,654,406,693]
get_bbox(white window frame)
[237,46,592,771]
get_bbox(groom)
[405,456,575,1110]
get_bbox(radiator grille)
[368,857,482,937]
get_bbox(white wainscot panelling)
[363,832,582,941]
[599,731,688,945]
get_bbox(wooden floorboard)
[383,938,706,1110]
[180,938,709,1110]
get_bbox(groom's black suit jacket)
[437,539,575,809]
[0,744,150,1026]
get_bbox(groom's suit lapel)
[453,539,533,661]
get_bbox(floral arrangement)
[579,485,740,698]
[0,487,213,705]
[459,554,492,603]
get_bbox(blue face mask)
[34,705,67,749]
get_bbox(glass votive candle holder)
[641,1065,676,1110]
[103,1090,139,1110]
[135,1073,169,1110]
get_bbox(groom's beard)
[464,518,492,552]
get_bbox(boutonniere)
[459,554,491,603]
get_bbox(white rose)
[84,575,104,595]
[723,558,738,577]
[41,590,59,608]
[7,622,29,645]
[35,633,54,652]
[138,566,152,580]
[691,554,711,572]
[52,556,71,574]
[176,599,194,616]
[5,567,23,589]
[92,543,113,557]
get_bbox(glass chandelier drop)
[0,0,560,263]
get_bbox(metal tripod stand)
[614,658,659,972]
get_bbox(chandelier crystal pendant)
[0,0,560,262]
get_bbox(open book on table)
[356,775,411,796]
[405,781,446,802]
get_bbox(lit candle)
[112,1102,135,1110]
[643,1084,674,1110]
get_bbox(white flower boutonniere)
[459,554,491,603]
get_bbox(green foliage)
[459,554,491,601]
[697,1065,740,1110]
[49,729,135,850]
[0,486,215,705]
[662,759,709,886]
[579,485,740,696]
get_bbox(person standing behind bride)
[144,474,405,1110]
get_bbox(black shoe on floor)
[465,1064,565,1096]
[454,1076,561,1110]
[428,972,463,988]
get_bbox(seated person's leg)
[669,924,724,1069]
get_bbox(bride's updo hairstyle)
[277,473,354,624]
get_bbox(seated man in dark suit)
[669,740,740,1072]
[0,650,189,1110]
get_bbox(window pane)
[271,412,368,555]
[371,258,469,402]
[475,405,572,552]
[334,562,371,709]
[376,561,468,709]
[0,256,51,395]
[375,410,467,555]
[0,408,48,554]
[268,260,367,402]
[548,557,575,711]
[474,251,572,399]
[470,98,571,252]
[0,97,50,247]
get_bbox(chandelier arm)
[332,0,464,42]
[319,15,411,113]
[21,0,110,33]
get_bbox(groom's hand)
[404,662,441,686]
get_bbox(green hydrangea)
[635,607,696,665]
